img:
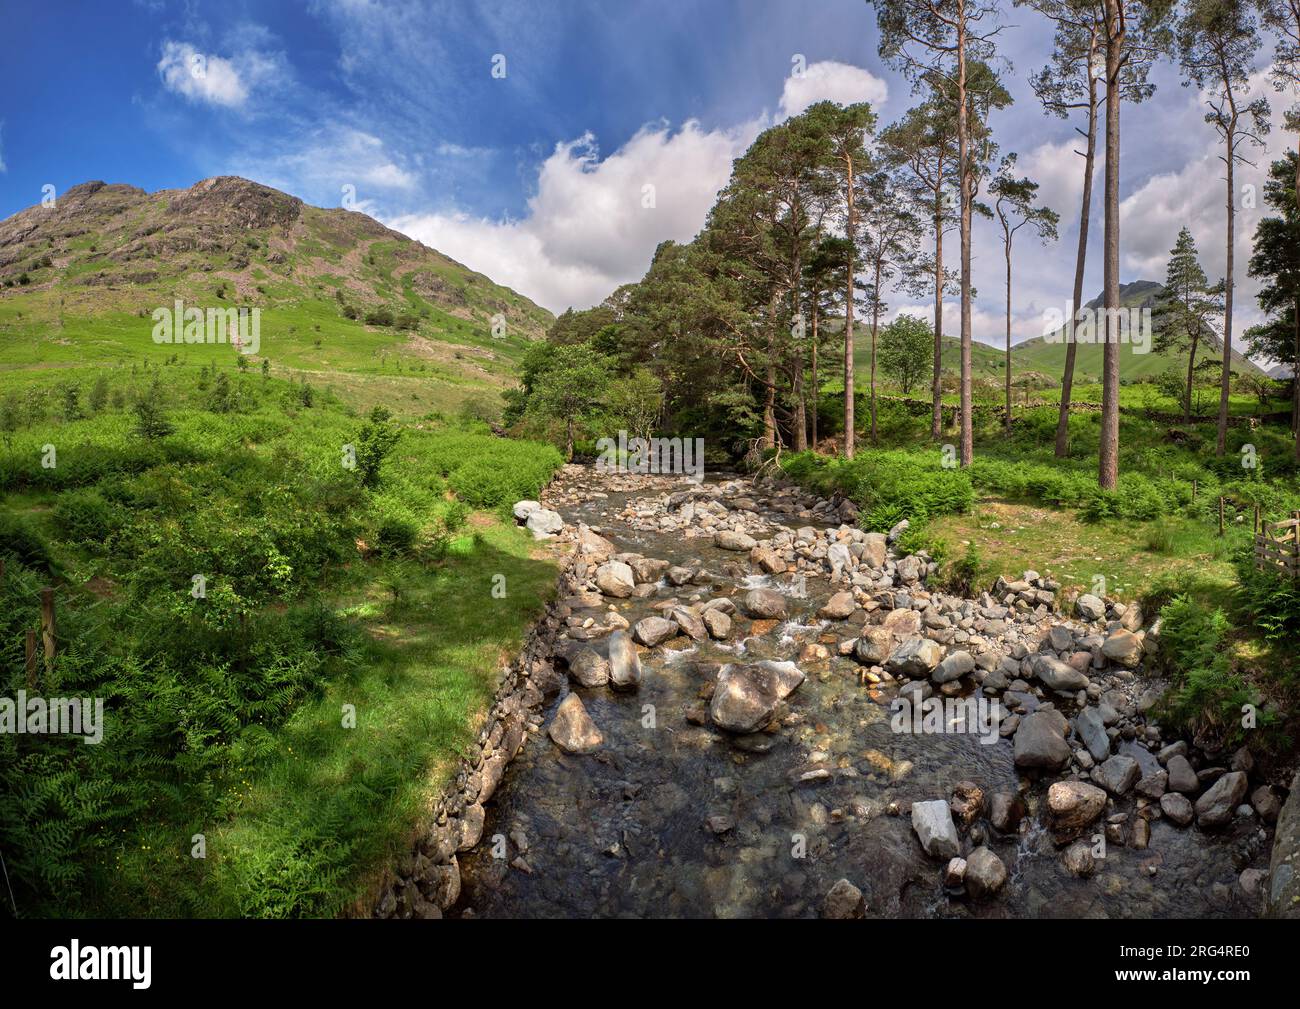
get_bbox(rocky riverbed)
[378,465,1288,919]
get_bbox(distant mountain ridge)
[0,176,553,341]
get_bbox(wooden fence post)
[40,587,55,677]
[1192,479,1198,500]
[25,630,37,691]
[1218,496,1225,537]
[1254,505,1260,534]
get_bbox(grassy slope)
[0,178,554,420]
[0,364,563,917]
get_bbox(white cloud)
[388,119,761,312]
[778,60,889,119]
[157,38,290,110]
[158,41,249,107]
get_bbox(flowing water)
[454,472,1270,918]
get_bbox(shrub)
[52,489,117,546]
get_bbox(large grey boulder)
[512,500,541,522]
[567,648,609,688]
[1160,792,1194,827]
[715,530,757,551]
[595,560,636,598]
[819,591,856,620]
[1047,780,1107,841]
[741,587,788,619]
[1075,594,1106,621]
[526,508,564,539]
[911,799,961,859]
[932,649,975,684]
[547,693,603,754]
[1101,628,1143,669]
[1166,754,1199,794]
[1094,754,1141,796]
[1195,770,1249,827]
[1034,654,1089,692]
[964,847,1008,899]
[632,616,678,648]
[709,661,805,733]
[607,630,642,691]
[1013,709,1071,770]
[1074,707,1111,762]
[885,637,944,678]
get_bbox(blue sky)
[0,0,1294,351]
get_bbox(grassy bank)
[0,361,562,917]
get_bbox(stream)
[451,467,1274,919]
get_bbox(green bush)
[52,489,118,546]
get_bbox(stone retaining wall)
[368,550,580,919]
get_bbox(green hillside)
[847,281,1267,396]
[0,177,554,418]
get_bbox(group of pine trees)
[532,0,1300,479]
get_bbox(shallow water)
[455,473,1269,919]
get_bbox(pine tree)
[1153,227,1225,422]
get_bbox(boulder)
[861,533,888,568]
[547,693,602,754]
[628,557,670,584]
[1094,754,1141,796]
[1047,780,1108,841]
[1075,594,1106,621]
[822,878,865,919]
[702,609,732,640]
[911,799,961,859]
[989,792,1026,834]
[819,591,857,620]
[574,524,615,562]
[607,630,642,691]
[567,648,609,688]
[1034,654,1089,692]
[715,530,757,551]
[1166,754,1199,794]
[964,847,1008,899]
[709,661,805,733]
[1101,628,1143,669]
[885,637,944,678]
[669,606,708,643]
[1013,709,1071,770]
[526,508,564,539]
[1062,840,1097,877]
[741,587,788,620]
[828,542,853,579]
[1074,707,1111,763]
[1159,791,1194,827]
[595,560,636,598]
[512,500,541,522]
[1194,770,1249,828]
[853,627,893,665]
[932,649,976,684]
[632,616,678,648]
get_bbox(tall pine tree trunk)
[1216,130,1236,457]
[1004,242,1013,435]
[844,153,856,460]
[932,201,945,440]
[1055,66,1099,458]
[871,259,882,443]
[1098,0,1122,491]
[811,299,820,448]
[957,10,973,468]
